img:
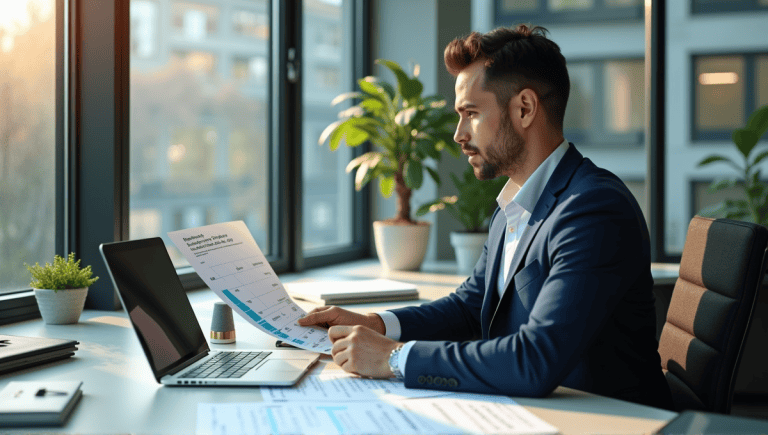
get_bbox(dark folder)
[0,335,78,375]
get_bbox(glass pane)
[757,55,768,108]
[0,0,56,294]
[302,0,354,252]
[604,60,645,133]
[501,0,539,12]
[563,63,594,132]
[605,0,641,6]
[130,0,270,266]
[548,0,593,12]
[695,55,745,131]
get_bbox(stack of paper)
[197,371,559,435]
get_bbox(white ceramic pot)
[450,231,488,276]
[373,221,431,271]
[33,287,89,324]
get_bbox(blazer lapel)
[490,145,585,328]
[480,208,505,339]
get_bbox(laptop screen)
[100,238,209,381]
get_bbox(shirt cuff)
[377,311,402,340]
[398,340,416,380]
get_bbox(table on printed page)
[0,260,678,434]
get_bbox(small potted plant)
[27,253,99,324]
[320,59,460,270]
[697,104,768,224]
[416,165,507,275]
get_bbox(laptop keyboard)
[179,351,271,379]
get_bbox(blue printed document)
[169,221,332,354]
[196,395,558,435]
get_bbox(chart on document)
[168,221,332,354]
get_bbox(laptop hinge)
[164,350,210,377]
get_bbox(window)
[692,0,768,14]
[131,0,269,266]
[693,53,768,141]
[232,9,268,39]
[495,0,643,25]
[564,59,645,147]
[172,1,220,40]
[302,0,359,257]
[0,0,56,298]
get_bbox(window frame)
[691,51,768,142]
[0,0,371,323]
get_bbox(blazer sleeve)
[386,208,503,342]
[396,187,647,397]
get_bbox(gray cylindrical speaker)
[210,301,236,344]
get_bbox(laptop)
[99,238,319,386]
[0,335,78,375]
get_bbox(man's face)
[454,61,525,180]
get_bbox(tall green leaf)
[404,160,424,190]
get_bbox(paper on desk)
[261,371,450,402]
[168,221,332,354]
[196,396,558,435]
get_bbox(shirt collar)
[496,140,570,212]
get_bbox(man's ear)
[510,88,538,129]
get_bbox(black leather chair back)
[658,216,768,413]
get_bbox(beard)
[467,111,526,180]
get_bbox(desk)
[1,260,677,434]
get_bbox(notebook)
[99,238,319,386]
[0,380,82,427]
[286,279,419,305]
[0,335,78,375]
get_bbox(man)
[299,25,673,410]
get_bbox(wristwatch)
[388,345,405,381]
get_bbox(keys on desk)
[179,351,271,379]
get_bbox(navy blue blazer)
[391,145,673,409]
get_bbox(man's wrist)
[388,344,405,380]
[366,313,386,335]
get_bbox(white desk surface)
[1,259,678,434]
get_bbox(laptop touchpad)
[260,359,310,372]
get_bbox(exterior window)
[564,59,645,146]
[131,1,159,59]
[495,0,642,25]
[692,0,768,14]
[693,53,767,141]
[232,9,268,39]
[172,2,220,40]
[131,0,270,265]
[0,0,56,296]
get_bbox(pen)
[35,388,68,397]
[275,340,298,349]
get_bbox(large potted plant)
[27,253,99,324]
[416,165,507,275]
[697,105,768,223]
[320,59,460,270]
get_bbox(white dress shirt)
[379,140,571,378]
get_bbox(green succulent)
[27,253,99,291]
[698,105,768,225]
[319,59,460,224]
[416,164,507,233]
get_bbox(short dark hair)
[444,24,570,130]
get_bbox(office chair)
[658,216,768,413]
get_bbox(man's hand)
[329,325,401,378]
[297,306,386,335]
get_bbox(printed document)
[197,396,558,435]
[169,221,332,354]
[261,371,449,402]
